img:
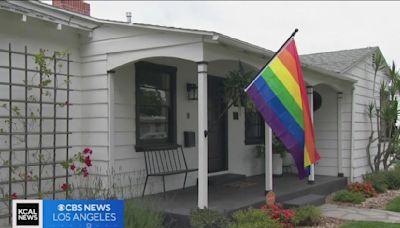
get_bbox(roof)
[300,47,378,74]
[0,0,275,59]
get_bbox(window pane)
[137,69,170,90]
[138,86,169,106]
[139,122,168,140]
[138,106,168,122]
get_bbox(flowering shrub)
[348,182,377,198]
[60,147,93,192]
[261,204,295,228]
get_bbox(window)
[135,62,176,148]
[245,105,265,145]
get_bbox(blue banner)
[42,200,124,228]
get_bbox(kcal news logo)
[12,199,43,228]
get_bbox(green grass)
[341,221,400,228]
[385,196,400,212]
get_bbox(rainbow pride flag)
[245,38,320,178]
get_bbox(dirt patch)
[326,190,400,209]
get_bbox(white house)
[0,0,389,222]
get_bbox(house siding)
[344,55,388,181]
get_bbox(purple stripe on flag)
[247,84,308,178]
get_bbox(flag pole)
[245,28,299,92]
[206,29,299,137]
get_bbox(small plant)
[230,208,281,228]
[190,208,229,228]
[124,199,165,228]
[347,182,377,198]
[333,190,365,204]
[292,205,322,226]
[261,204,295,227]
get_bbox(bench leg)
[162,176,166,199]
[142,176,149,197]
[183,172,188,190]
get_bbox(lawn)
[341,221,400,228]
[385,196,400,212]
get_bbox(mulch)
[300,216,347,228]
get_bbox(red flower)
[61,183,70,191]
[11,192,17,199]
[70,164,76,171]
[82,167,89,177]
[84,156,92,167]
[83,147,92,155]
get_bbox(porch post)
[107,70,115,189]
[307,86,315,184]
[197,62,208,209]
[337,92,344,177]
[265,125,273,193]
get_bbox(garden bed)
[326,190,400,210]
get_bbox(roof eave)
[302,63,358,84]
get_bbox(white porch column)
[307,86,315,184]
[265,125,273,193]
[337,92,344,177]
[107,70,115,189]
[197,62,208,209]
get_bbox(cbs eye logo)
[13,200,42,228]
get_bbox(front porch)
[146,174,347,227]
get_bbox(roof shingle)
[300,47,378,74]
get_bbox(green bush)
[190,208,230,228]
[293,205,322,226]
[384,168,400,190]
[124,199,164,228]
[385,196,400,212]
[364,166,400,192]
[229,208,281,228]
[364,171,388,193]
[333,190,366,204]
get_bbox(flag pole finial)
[292,28,299,38]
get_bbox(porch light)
[186,83,198,100]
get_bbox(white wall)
[344,55,388,181]
[313,84,338,176]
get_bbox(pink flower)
[11,192,17,199]
[83,147,92,155]
[70,164,76,171]
[61,183,70,191]
[84,156,92,167]
[82,167,89,177]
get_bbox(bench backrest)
[142,145,189,175]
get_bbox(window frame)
[135,61,177,151]
[244,107,265,145]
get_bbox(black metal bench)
[141,144,198,197]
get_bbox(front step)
[197,173,246,187]
[282,194,325,208]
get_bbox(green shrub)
[385,196,400,212]
[293,205,322,226]
[364,172,388,193]
[230,208,281,228]
[190,208,230,228]
[384,169,400,190]
[124,199,164,228]
[333,190,365,204]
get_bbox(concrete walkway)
[321,204,400,223]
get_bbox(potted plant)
[253,136,288,176]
